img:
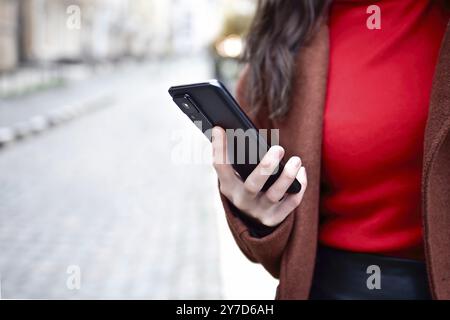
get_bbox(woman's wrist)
[227,200,278,238]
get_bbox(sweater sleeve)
[218,66,295,279]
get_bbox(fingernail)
[261,156,272,169]
[271,146,283,159]
[297,166,306,179]
[291,156,301,167]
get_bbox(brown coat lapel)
[272,21,330,299]
[422,20,450,299]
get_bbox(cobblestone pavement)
[0,56,224,299]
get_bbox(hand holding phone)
[211,126,307,227]
[168,80,307,227]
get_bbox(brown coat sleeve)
[218,66,295,279]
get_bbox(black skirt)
[309,245,432,300]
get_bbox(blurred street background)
[0,0,277,299]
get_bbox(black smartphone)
[168,80,301,194]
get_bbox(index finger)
[211,126,239,185]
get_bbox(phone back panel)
[169,80,254,131]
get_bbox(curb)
[0,95,115,149]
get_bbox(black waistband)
[309,245,432,300]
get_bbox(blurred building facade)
[18,0,161,65]
[0,0,19,71]
[0,0,238,73]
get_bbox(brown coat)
[220,19,450,299]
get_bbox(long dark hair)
[243,0,449,119]
[243,0,330,119]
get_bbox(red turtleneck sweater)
[320,0,449,260]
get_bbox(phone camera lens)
[182,102,191,110]
[174,95,198,114]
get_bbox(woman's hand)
[211,126,307,227]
